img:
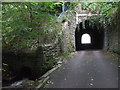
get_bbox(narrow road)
[46,50,118,88]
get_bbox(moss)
[108,50,120,55]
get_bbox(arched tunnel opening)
[81,33,91,44]
[17,66,32,80]
[75,20,104,51]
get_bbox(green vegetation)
[41,50,70,74]
[2,2,63,51]
[79,2,120,26]
[41,54,58,73]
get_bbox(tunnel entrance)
[81,33,91,44]
[18,66,32,79]
[75,20,104,51]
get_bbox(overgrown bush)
[2,2,63,52]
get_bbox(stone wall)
[60,11,77,52]
[2,46,45,79]
[108,6,120,53]
[43,43,61,60]
[2,42,61,80]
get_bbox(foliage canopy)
[2,2,62,51]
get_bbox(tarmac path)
[46,50,118,88]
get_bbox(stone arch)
[75,21,104,51]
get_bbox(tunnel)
[17,66,32,79]
[75,20,104,51]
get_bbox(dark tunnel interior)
[19,66,32,79]
[75,20,104,51]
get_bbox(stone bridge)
[61,8,107,52]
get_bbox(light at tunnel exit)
[81,33,91,44]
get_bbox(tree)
[2,2,62,51]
